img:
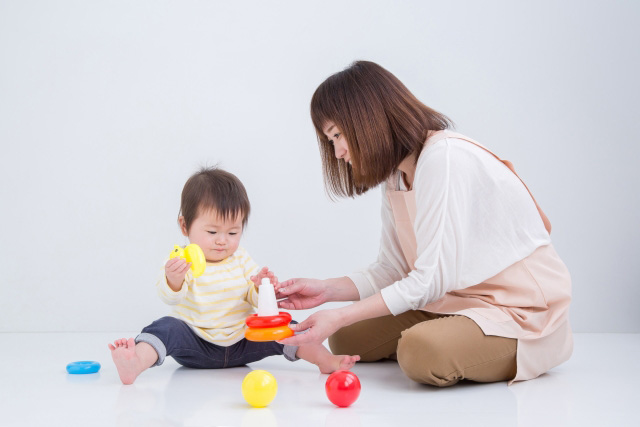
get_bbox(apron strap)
[426,131,552,234]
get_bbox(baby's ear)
[178,216,188,237]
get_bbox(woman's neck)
[398,130,436,189]
[398,153,418,190]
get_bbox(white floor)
[1,333,638,427]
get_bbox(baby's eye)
[229,232,238,236]
[207,231,217,235]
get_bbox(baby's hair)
[179,166,250,232]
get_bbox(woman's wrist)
[323,276,360,302]
[337,292,392,328]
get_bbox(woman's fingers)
[290,318,311,332]
[277,318,317,346]
[277,332,315,347]
[276,278,295,289]
[276,279,302,295]
[277,299,295,309]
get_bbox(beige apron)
[387,130,572,384]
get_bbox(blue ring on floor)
[66,361,101,374]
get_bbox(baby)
[109,167,359,384]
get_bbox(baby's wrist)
[166,276,184,292]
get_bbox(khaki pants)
[328,311,517,387]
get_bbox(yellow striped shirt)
[156,246,259,346]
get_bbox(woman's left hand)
[277,308,344,347]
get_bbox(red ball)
[325,370,361,407]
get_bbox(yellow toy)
[241,370,278,408]
[169,244,206,278]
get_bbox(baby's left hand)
[251,267,278,291]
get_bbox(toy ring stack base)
[245,312,294,342]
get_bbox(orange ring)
[244,326,294,342]
[245,312,292,328]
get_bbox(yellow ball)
[241,370,278,408]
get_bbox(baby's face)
[183,210,244,263]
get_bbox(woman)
[276,61,572,387]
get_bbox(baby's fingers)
[180,262,192,274]
[165,258,182,269]
[167,259,186,273]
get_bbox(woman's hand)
[250,267,278,290]
[277,308,344,347]
[275,278,329,310]
[278,293,392,347]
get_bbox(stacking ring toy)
[66,361,101,374]
[169,243,206,277]
[246,312,292,328]
[245,326,294,342]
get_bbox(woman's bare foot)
[317,354,360,374]
[109,338,151,385]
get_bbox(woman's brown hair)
[310,60,452,198]
[179,167,250,232]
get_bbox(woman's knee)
[396,324,460,387]
[329,322,389,361]
[328,325,360,356]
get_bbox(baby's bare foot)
[109,338,144,385]
[318,354,360,374]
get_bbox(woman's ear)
[178,216,188,237]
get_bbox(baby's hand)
[165,257,191,290]
[250,267,278,291]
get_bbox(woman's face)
[323,121,351,164]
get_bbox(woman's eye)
[334,133,340,139]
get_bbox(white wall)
[1,0,638,333]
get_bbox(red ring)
[245,312,292,328]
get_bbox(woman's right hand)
[275,278,328,310]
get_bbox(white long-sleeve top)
[348,136,552,315]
